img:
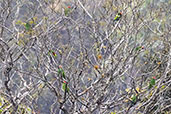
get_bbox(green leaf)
[161,85,165,89]
[131,95,137,103]
[26,107,32,114]
[0,109,3,113]
[16,20,22,25]
[25,23,31,31]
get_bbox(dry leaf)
[59,50,62,54]
[97,54,102,59]
[88,78,92,81]
[136,87,140,93]
[102,46,106,49]
[99,21,106,26]
[125,88,131,93]
[101,74,105,78]
[94,65,99,69]
[157,62,161,65]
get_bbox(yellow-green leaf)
[161,85,165,89]
[16,20,22,25]
[29,20,34,25]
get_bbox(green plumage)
[114,13,122,21]
[48,52,51,56]
[58,68,62,74]
[135,46,142,51]
[48,50,57,57]
[150,78,155,85]
[62,70,65,79]
[62,82,69,92]
[48,50,52,56]
[148,78,155,89]
[64,8,70,16]
[58,68,66,79]
[52,51,57,57]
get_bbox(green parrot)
[114,12,122,21]
[62,81,69,100]
[62,81,69,91]
[48,50,51,56]
[62,70,65,79]
[58,68,66,79]
[51,51,57,57]
[64,6,71,16]
[135,46,144,51]
[62,81,69,92]
[48,50,57,57]
[58,68,62,74]
[148,76,156,89]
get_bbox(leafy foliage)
[25,23,31,31]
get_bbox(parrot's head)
[119,12,122,16]
[63,81,66,83]
[152,76,156,79]
[59,65,62,69]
